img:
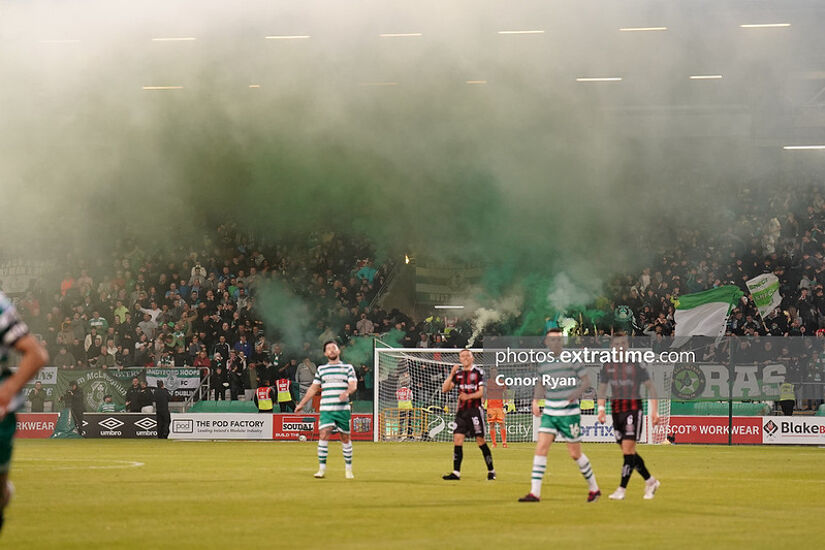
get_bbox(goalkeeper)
[485,367,507,448]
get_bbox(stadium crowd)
[7,182,825,410]
[15,225,392,405]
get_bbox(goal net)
[373,346,673,444]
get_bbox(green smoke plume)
[0,1,811,327]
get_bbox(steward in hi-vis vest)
[779,382,795,416]
[254,386,274,412]
[276,378,295,412]
[396,386,413,410]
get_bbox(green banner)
[670,363,784,400]
[56,369,136,411]
[54,367,200,411]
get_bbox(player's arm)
[441,365,459,393]
[531,376,545,417]
[597,382,608,424]
[644,379,659,426]
[294,382,321,413]
[459,383,483,402]
[339,366,358,401]
[596,362,609,423]
[0,334,49,417]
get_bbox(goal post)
[373,346,673,443]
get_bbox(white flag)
[746,273,782,319]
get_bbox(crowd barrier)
[14,412,825,444]
[169,413,374,441]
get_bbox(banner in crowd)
[169,413,273,440]
[56,369,132,411]
[144,368,200,398]
[273,413,373,441]
[746,273,782,318]
[761,416,825,445]
[47,368,200,412]
[83,413,158,438]
[673,285,744,340]
[15,413,59,438]
[670,363,784,400]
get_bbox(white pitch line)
[18,458,145,470]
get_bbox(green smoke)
[342,329,406,367]
[254,278,311,350]
[0,1,807,331]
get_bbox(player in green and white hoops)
[295,340,357,479]
[519,328,601,503]
[0,291,49,532]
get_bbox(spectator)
[66,381,85,436]
[154,381,171,439]
[213,335,230,361]
[227,351,246,400]
[54,346,76,369]
[125,377,142,412]
[357,313,374,335]
[138,380,154,413]
[211,357,229,400]
[88,311,108,334]
[138,313,157,340]
[97,394,122,413]
[234,334,252,358]
[28,381,47,412]
[296,357,317,411]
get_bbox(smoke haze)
[2,0,824,313]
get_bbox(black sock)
[453,446,463,472]
[620,454,634,488]
[479,443,494,471]
[634,453,651,480]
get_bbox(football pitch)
[5,440,825,549]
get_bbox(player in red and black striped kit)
[441,349,496,481]
[597,332,661,500]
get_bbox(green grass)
[4,441,825,549]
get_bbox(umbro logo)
[99,417,124,430]
[134,417,157,431]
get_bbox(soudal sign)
[763,417,825,445]
[273,414,373,441]
[15,413,59,439]
[274,415,317,440]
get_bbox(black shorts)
[612,410,643,443]
[454,407,485,438]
